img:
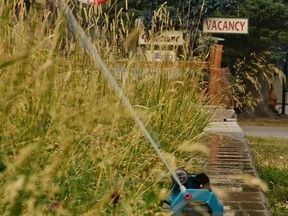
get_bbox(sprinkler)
[162,169,223,215]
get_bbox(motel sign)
[203,18,248,34]
[138,31,184,46]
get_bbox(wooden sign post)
[208,44,223,105]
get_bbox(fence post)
[208,44,223,105]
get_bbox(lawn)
[238,115,288,127]
[247,136,288,216]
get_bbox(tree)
[104,0,243,32]
[209,0,288,116]
[210,0,288,66]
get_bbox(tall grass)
[229,52,285,113]
[0,1,210,215]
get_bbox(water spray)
[55,0,185,190]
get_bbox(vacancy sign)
[203,18,248,34]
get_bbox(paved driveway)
[240,125,288,138]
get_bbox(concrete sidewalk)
[204,121,271,216]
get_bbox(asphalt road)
[240,125,288,138]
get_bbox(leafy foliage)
[211,0,288,66]
[107,0,243,30]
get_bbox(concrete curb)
[204,121,271,216]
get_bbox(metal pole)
[281,53,288,115]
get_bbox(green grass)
[238,116,288,127]
[248,136,288,215]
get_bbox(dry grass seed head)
[229,174,268,192]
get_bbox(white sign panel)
[139,31,183,46]
[203,18,248,34]
[146,50,175,61]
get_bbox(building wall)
[273,76,288,114]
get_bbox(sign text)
[203,18,248,34]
